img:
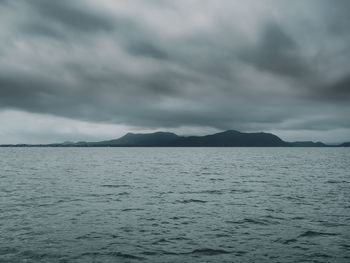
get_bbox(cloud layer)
[0,0,349,143]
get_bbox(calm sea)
[0,148,349,263]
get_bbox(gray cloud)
[28,0,114,33]
[324,74,350,99]
[239,22,311,78]
[0,0,349,143]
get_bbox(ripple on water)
[178,199,208,204]
[188,248,231,256]
[121,208,144,212]
[180,189,224,195]
[298,230,339,238]
[100,184,131,189]
[107,252,145,260]
[78,251,145,261]
[226,218,271,226]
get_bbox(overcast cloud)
[0,0,349,143]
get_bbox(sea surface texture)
[1,148,349,263]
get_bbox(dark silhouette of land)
[339,142,350,147]
[1,130,349,147]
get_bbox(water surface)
[1,148,349,262]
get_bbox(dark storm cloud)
[0,0,349,140]
[331,75,350,97]
[28,0,114,33]
[320,0,350,36]
[320,74,350,100]
[238,22,310,78]
[126,42,169,60]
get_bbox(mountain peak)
[220,130,241,134]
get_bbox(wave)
[180,190,224,194]
[325,180,346,184]
[0,247,18,255]
[116,192,130,196]
[188,248,231,256]
[298,230,339,237]
[108,252,145,260]
[121,208,144,212]
[152,238,173,245]
[230,189,253,193]
[282,238,298,244]
[178,199,207,203]
[159,248,231,256]
[227,218,269,225]
[20,250,63,260]
[101,184,131,188]
[75,232,118,240]
[311,252,331,258]
[264,214,285,220]
[80,251,145,260]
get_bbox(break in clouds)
[0,0,349,143]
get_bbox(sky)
[0,0,349,144]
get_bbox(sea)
[0,147,349,263]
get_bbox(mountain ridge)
[1,130,349,147]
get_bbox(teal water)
[0,148,349,262]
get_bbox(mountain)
[63,130,290,147]
[1,130,348,147]
[175,130,289,147]
[93,132,178,146]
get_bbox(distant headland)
[1,130,349,147]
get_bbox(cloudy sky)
[0,0,349,144]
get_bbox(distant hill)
[289,141,326,147]
[1,130,348,147]
[67,130,289,147]
[92,132,179,146]
[176,130,289,147]
[58,130,326,147]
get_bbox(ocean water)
[0,148,349,263]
